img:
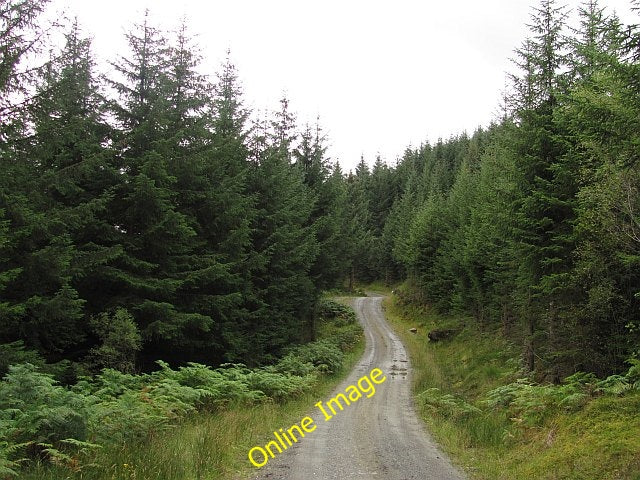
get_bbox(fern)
[0,302,363,474]
[418,387,481,419]
[317,299,357,326]
[0,440,29,477]
[625,358,640,388]
[0,364,90,445]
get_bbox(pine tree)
[294,122,347,289]
[0,22,123,358]
[462,125,520,331]
[186,54,256,363]
[244,97,317,363]
[0,0,51,143]
[570,0,623,80]
[555,2,640,373]
[107,14,203,365]
[344,163,375,287]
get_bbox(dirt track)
[250,295,466,480]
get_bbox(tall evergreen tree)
[0,22,117,359]
[190,54,256,362]
[245,97,317,362]
[294,122,347,289]
[0,0,51,143]
[107,14,203,365]
[510,0,573,376]
[344,158,375,286]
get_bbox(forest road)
[249,295,466,480]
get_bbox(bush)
[329,324,362,351]
[0,364,90,453]
[0,440,28,478]
[0,342,44,378]
[596,359,640,394]
[285,340,344,374]
[86,308,141,373]
[0,301,363,473]
[485,373,600,427]
[244,371,313,400]
[418,387,481,419]
[317,299,357,326]
[272,353,316,376]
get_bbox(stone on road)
[250,295,466,480]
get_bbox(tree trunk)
[548,300,560,383]
[348,265,355,292]
[524,292,536,373]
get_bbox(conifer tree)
[245,97,317,362]
[555,1,640,373]
[510,0,572,375]
[0,0,51,143]
[107,14,203,364]
[0,22,119,357]
[190,54,256,362]
[294,122,347,289]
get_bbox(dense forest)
[1,1,640,474]
[0,1,365,373]
[2,0,639,382]
[375,0,640,380]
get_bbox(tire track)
[249,295,465,480]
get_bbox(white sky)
[49,0,637,171]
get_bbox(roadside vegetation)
[2,0,640,478]
[385,289,640,480]
[1,299,363,480]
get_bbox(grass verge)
[19,298,364,480]
[384,293,640,480]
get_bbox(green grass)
[324,279,397,298]
[384,294,640,480]
[19,300,364,480]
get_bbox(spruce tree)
[245,97,317,362]
[0,0,51,143]
[294,122,348,289]
[510,0,572,376]
[191,54,256,362]
[107,14,202,365]
[344,159,375,287]
[0,21,120,358]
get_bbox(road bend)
[249,295,466,480]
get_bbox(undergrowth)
[1,299,363,479]
[385,288,640,480]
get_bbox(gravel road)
[249,295,466,480]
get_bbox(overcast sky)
[50,0,636,171]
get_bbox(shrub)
[317,299,357,326]
[0,364,90,455]
[0,440,28,478]
[486,374,597,427]
[418,387,480,419]
[89,390,169,443]
[244,371,313,400]
[86,308,141,373]
[596,359,640,394]
[272,353,316,376]
[0,342,44,378]
[74,367,147,399]
[328,324,361,351]
[0,300,362,474]
[286,340,344,374]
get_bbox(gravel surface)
[249,295,466,480]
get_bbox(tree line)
[1,0,639,381]
[364,0,640,379]
[0,1,367,373]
